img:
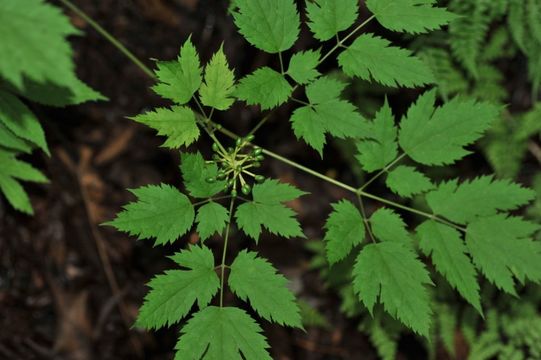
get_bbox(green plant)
[102,0,541,358]
[0,0,104,214]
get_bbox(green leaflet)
[0,150,48,215]
[105,184,195,246]
[466,215,541,296]
[136,246,219,329]
[417,220,481,313]
[306,0,359,41]
[153,37,202,104]
[235,179,306,242]
[229,250,302,328]
[232,0,300,53]
[180,152,226,198]
[399,90,500,165]
[338,34,435,88]
[353,241,433,337]
[0,89,48,154]
[196,201,229,241]
[324,200,365,264]
[369,208,412,245]
[386,165,434,197]
[235,67,292,110]
[131,106,199,148]
[175,306,272,360]
[355,99,398,172]
[426,176,535,224]
[0,122,33,153]
[366,0,458,34]
[291,76,369,156]
[0,0,103,103]
[287,50,321,85]
[199,47,236,110]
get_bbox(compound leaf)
[338,34,434,88]
[0,122,32,153]
[370,208,412,245]
[153,37,202,104]
[287,50,321,85]
[355,99,398,172]
[131,106,199,148]
[235,179,305,242]
[366,0,458,34]
[427,176,535,224]
[175,306,272,360]
[232,0,300,53]
[292,77,368,155]
[399,90,500,165]
[324,200,365,264]
[136,246,219,329]
[229,250,302,328]
[106,184,195,246]
[180,152,226,198]
[199,47,236,110]
[353,241,433,337]
[417,221,481,313]
[236,67,292,110]
[0,174,32,215]
[196,202,229,241]
[386,165,434,197]
[306,0,359,41]
[466,215,541,295]
[0,89,48,154]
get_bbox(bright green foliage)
[0,0,102,102]
[136,246,219,329]
[175,306,272,360]
[353,241,433,337]
[426,176,536,224]
[235,179,305,241]
[196,202,229,241]
[229,250,302,327]
[131,106,199,148]
[417,221,481,312]
[369,208,412,245]
[153,38,202,105]
[0,150,48,214]
[399,90,500,165]
[199,47,236,110]
[466,215,541,295]
[106,184,195,245]
[338,34,435,88]
[180,152,226,198]
[366,0,458,34]
[0,89,48,154]
[324,200,365,264]
[0,123,32,153]
[236,67,292,110]
[287,50,321,85]
[386,165,433,197]
[291,76,368,155]
[232,0,300,53]
[305,0,359,41]
[355,100,398,172]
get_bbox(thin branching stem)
[359,153,407,192]
[356,193,376,243]
[219,197,236,307]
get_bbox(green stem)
[318,15,376,65]
[356,193,376,243]
[278,52,285,74]
[219,197,236,307]
[58,0,155,79]
[359,153,406,192]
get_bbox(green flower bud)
[241,184,251,195]
[255,175,265,183]
[206,177,216,183]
